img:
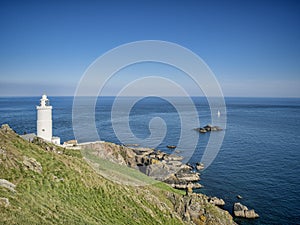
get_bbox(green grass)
[0,128,184,225]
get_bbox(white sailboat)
[217,110,221,118]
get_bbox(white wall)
[36,106,52,142]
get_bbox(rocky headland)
[79,142,203,190]
[78,139,259,223]
[0,124,238,225]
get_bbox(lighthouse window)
[42,129,45,132]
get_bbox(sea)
[0,96,299,225]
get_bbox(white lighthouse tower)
[36,94,60,145]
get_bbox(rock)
[141,164,172,181]
[211,126,222,131]
[154,150,165,160]
[164,168,202,190]
[233,202,259,218]
[167,145,176,149]
[133,147,153,156]
[1,124,13,132]
[176,171,200,182]
[190,183,202,189]
[186,182,193,196]
[195,127,207,132]
[204,124,212,131]
[82,142,128,166]
[196,124,223,134]
[180,164,192,170]
[171,182,202,190]
[214,126,223,131]
[80,141,203,191]
[23,156,43,174]
[199,128,207,133]
[148,153,157,159]
[168,192,237,225]
[210,126,217,131]
[0,179,16,192]
[121,147,137,167]
[0,197,9,207]
[170,183,187,189]
[186,163,194,170]
[237,195,242,199]
[208,196,225,206]
[200,214,206,222]
[150,158,160,165]
[196,162,204,170]
[135,155,144,165]
[166,160,182,167]
[245,209,259,218]
[124,143,139,147]
[163,154,183,161]
[233,202,247,217]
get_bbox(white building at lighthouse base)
[51,136,61,145]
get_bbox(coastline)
[75,139,259,221]
[72,140,241,219]
[0,124,238,225]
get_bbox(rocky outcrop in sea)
[233,202,259,219]
[195,124,223,133]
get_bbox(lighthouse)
[36,94,60,145]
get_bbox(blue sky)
[0,0,299,97]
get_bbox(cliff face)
[0,124,236,225]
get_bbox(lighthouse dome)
[39,94,50,107]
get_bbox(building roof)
[20,133,36,142]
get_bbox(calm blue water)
[0,96,299,225]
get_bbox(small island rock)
[195,124,223,134]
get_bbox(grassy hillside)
[0,124,236,225]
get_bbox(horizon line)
[0,95,299,99]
